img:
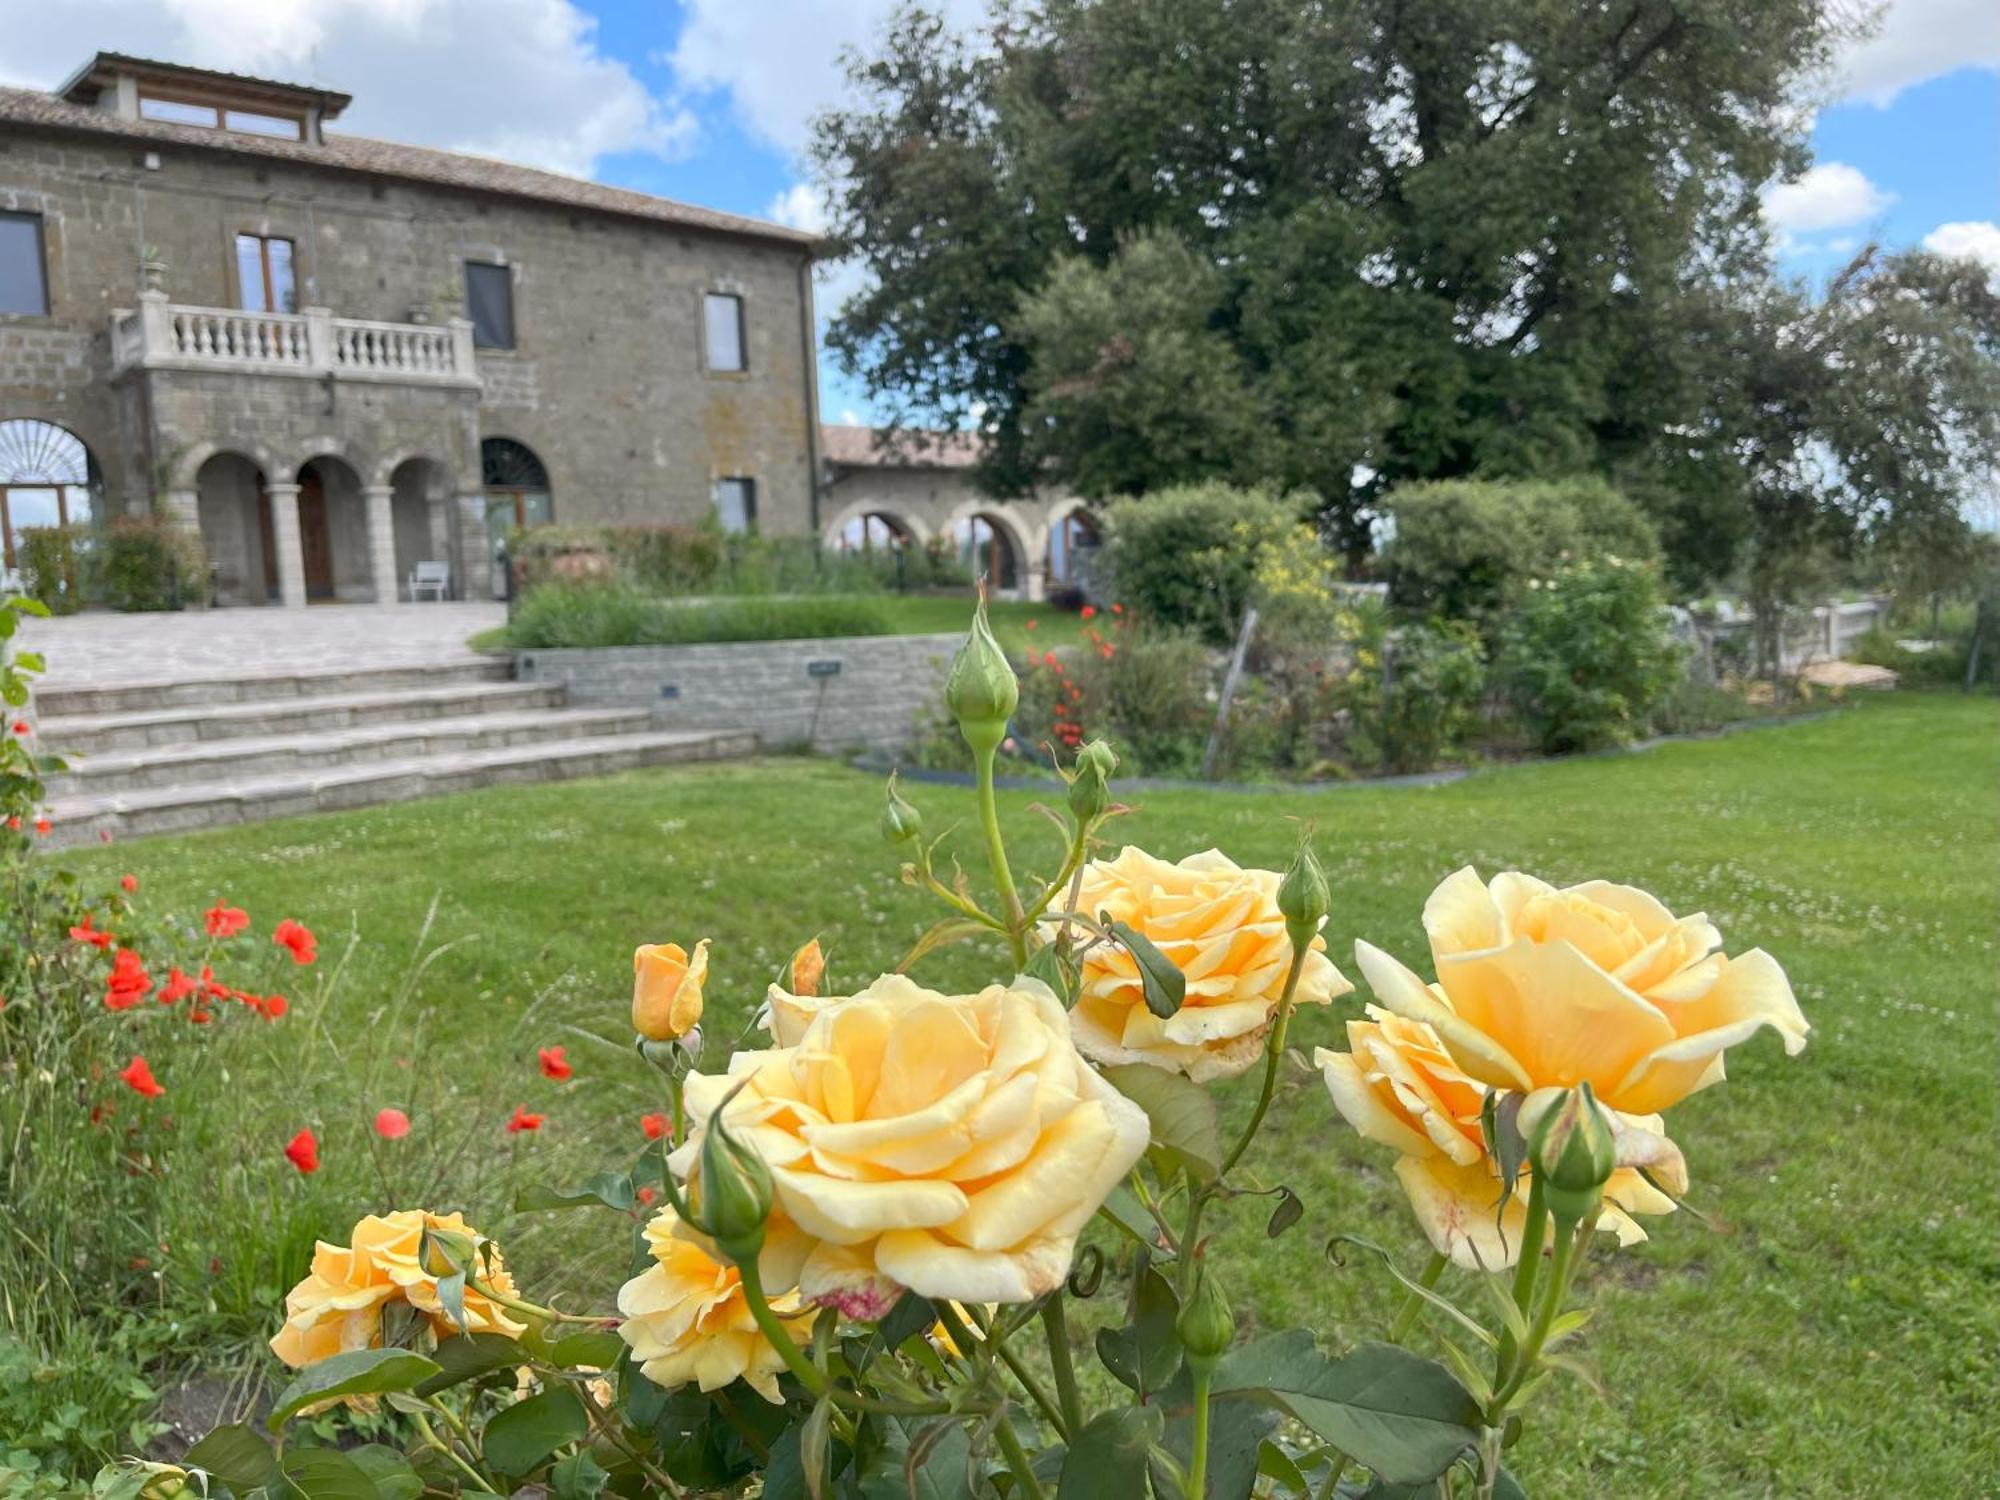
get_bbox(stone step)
[42,728,758,846]
[38,681,565,754]
[45,707,658,794]
[34,657,510,717]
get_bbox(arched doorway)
[833,511,914,554]
[388,457,451,598]
[0,419,98,591]
[296,456,368,602]
[954,512,1020,594]
[1047,507,1101,589]
[482,436,550,547]
[195,452,274,605]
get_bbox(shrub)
[510,523,722,594]
[15,525,86,614]
[1100,482,1306,647]
[1498,559,1682,752]
[1380,476,1661,628]
[88,514,207,611]
[1012,611,1214,776]
[505,584,895,648]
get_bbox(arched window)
[481,437,552,552]
[0,419,97,573]
[954,513,1019,592]
[835,512,913,553]
[1047,508,1101,586]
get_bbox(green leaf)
[515,1169,636,1213]
[549,1329,627,1369]
[851,1418,973,1500]
[483,1385,589,1476]
[1162,1394,1275,1500]
[878,1290,941,1350]
[1022,941,1080,1003]
[800,1397,837,1500]
[1266,1186,1304,1238]
[1095,1264,1182,1398]
[281,1448,377,1500]
[1213,1332,1479,1486]
[1103,1064,1220,1182]
[1255,1440,1310,1496]
[1058,1406,1162,1499]
[267,1349,441,1431]
[184,1424,286,1495]
[345,1446,423,1500]
[1094,1184,1160,1250]
[550,1450,610,1500]
[1104,918,1186,1017]
[414,1333,523,1395]
[897,916,994,973]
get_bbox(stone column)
[266,481,307,609]
[363,484,399,605]
[455,495,491,600]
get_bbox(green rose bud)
[881,772,924,847]
[1066,738,1118,825]
[1277,839,1330,952]
[1176,1263,1234,1370]
[945,596,1019,757]
[698,1103,774,1263]
[1525,1082,1618,1226]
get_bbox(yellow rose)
[1052,847,1354,1081]
[1356,868,1808,1114]
[670,974,1149,1307]
[269,1210,526,1368]
[634,939,708,1041]
[617,1206,812,1403]
[1316,1009,1685,1269]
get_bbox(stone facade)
[516,633,963,752]
[0,54,819,608]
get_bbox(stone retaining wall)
[514,633,959,752]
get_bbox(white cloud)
[765,182,829,236]
[1762,162,1895,235]
[1923,220,2000,280]
[668,0,986,156]
[1834,0,2000,105]
[0,0,695,177]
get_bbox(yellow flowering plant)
[153,599,1805,1500]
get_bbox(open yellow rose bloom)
[1056,846,1354,1081]
[670,973,1150,1308]
[269,1210,526,1368]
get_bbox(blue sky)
[1,0,1993,424]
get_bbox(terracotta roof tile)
[820,424,983,469]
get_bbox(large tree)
[813,0,1999,587]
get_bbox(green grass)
[62,693,1998,1493]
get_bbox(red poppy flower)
[118,1055,165,1099]
[637,1186,658,1207]
[1025,619,1038,631]
[34,818,50,837]
[263,995,289,1020]
[272,918,317,965]
[283,1128,320,1173]
[1080,605,1096,619]
[120,874,139,894]
[374,1107,411,1140]
[538,1045,572,1080]
[506,1106,544,1134]
[70,914,114,949]
[206,904,249,939]
[10,720,26,736]
[1111,603,1124,614]
[159,967,196,1005]
[97,830,113,844]
[188,1008,212,1025]
[105,949,152,1010]
[1099,644,1115,659]
[4,816,17,831]
[640,1111,669,1141]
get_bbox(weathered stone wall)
[515,633,960,752]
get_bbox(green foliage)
[504,585,895,648]
[1498,561,1682,752]
[89,514,207,612]
[1347,618,1491,775]
[1380,477,1661,628]
[15,526,86,614]
[509,524,971,599]
[1100,483,1304,648]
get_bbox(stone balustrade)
[110,290,478,387]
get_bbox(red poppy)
[34,818,50,837]
[538,1045,572,1080]
[374,1107,411,1140]
[188,1008,212,1025]
[1111,603,1124,614]
[640,1111,669,1140]
[637,1186,659,1207]
[159,967,196,1005]
[118,1055,165,1099]
[105,949,152,1010]
[4,816,17,831]
[1080,605,1096,619]
[9,720,26,736]
[283,1128,320,1174]
[1099,644,1115,659]
[120,874,139,894]
[506,1106,545,1134]
[263,995,289,1020]
[97,830,113,844]
[273,918,317,965]
[206,904,249,939]
[198,966,230,999]
[70,914,114,949]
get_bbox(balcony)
[111,291,479,388]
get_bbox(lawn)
[61,692,1998,1494]
[476,595,1088,653]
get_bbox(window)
[224,109,303,140]
[704,292,744,372]
[0,212,49,317]
[138,94,303,140]
[714,477,756,535]
[139,95,218,127]
[0,419,94,573]
[465,262,515,350]
[235,234,296,314]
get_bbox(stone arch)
[1043,497,1103,591]
[0,418,101,590]
[295,451,372,602]
[822,497,932,550]
[290,433,371,485]
[192,449,274,606]
[387,454,455,596]
[171,436,281,493]
[945,501,1035,598]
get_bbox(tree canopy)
[812,0,2000,590]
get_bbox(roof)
[820,424,983,470]
[0,83,814,250]
[57,52,352,117]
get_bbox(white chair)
[408,560,451,602]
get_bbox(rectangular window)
[139,94,220,127]
[714,477,756,535]
[0,211,48,316]
[234,233,296,313]
[465,262,516,349]
[224,108,303,140]
[704,291,744,372]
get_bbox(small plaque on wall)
[806,660,842,679]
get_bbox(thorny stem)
[410,1409,497,1494]
[992,1414,1050,1500]
[1496,1177,1549,1372]
[1187,1365,1214,1500]
[1219,942,1309,1177]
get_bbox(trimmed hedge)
[505,585,896,648]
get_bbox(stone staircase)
[36,658,753,847]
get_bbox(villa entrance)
[298,470,334,599]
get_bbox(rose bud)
[1066,738,1118,825]
[881,773,924,847]
[944,596,1019,756]
[1176,1263,1234,1372]
[633,939,708,1042]
[1277,839,1331,953]
[1525,1083,1619,1226]
[699,1102,774,1264]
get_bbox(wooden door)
[256,487,278,601]
[298,473,334,599]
